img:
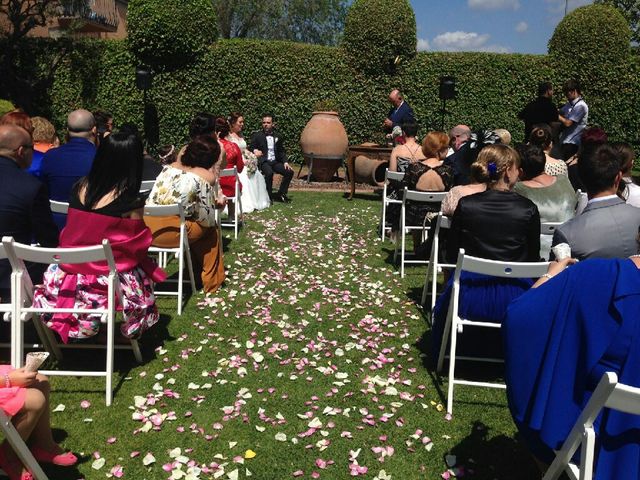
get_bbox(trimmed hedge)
[3,36,638,162]
[342,0,417,75]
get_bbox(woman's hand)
[8,368,37,387]
[215,194,227,210]
[547,257,577,277]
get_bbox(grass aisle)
[47,192,539,479]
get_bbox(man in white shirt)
[558,78,589,161]
[250,114,294,203]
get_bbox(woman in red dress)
[215,117,244,219]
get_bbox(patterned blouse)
[146,165,217,227]
[544,157,569,177]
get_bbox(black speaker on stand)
[135,66,159,147]
[439,76,456,131]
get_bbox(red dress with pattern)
[219,138,244,198]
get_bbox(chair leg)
[446,318,459,415]
[177,245,184,316]
[0,410,49,480]
[380,198,387,242]
[184,240,197,293]
[400,228,406,278]
[579,428,595,480]
[130,339,143,364]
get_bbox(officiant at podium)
[382,89,415,132]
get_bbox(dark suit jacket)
[444,142,472,186]
[446,189,541,263]
[552,196,640,260]
[40,137,96,230]
[518,97,558,140]
[249,130,286,166]
[0,156,58,292]
[387,101,415,129]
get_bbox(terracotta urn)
[299,111,349,182]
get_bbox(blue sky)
[409,0,593,54]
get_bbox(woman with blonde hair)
[431,144,541,359]
[27,117,59,179]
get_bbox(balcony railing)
[58,0,119,33]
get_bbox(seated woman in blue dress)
[431,144,540,359]
[504,255,640,479]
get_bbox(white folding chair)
[139,180,155,192]
[219,167,243,239]
[394,188,447,278]
[0,408,49,479]
[48,200,69,215]
[2,237,142,406]
[543,372,640,480]
[420,213,454,317]
[541,221,564,260]
[144,204,196,315]
[575,189,588,216]
[437,249,549,414]
[380,169,405,241]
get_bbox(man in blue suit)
[40,109,97,230]
[0,125,58,300]
[383,89,415,131]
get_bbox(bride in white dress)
[228,113,271,213]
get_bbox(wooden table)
[346,144,393,200]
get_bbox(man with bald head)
[382,89,415,132]
[40,109,97,229]
[0,125,58,299]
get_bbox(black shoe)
[278,193,291,203]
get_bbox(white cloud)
[417,38,430,51]
[431,31,511,53]
[515,21,528,33]
[468,0,520,10]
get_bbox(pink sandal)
[0,444,33,480]
[30,445,77,467]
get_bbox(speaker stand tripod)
[439,98,448,132]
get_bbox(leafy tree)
[595,0,640,44]
[212,0,348,46]
[127,0,218,70]
[0,0,88,42]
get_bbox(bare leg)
[26,374,60,453]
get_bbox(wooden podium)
[346,144,393,200]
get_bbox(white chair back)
[541,221,563,236]
[543,372,640,480]
[140,180,156,192]
[421,212,454,314]
[438,248,549,414]
[219,167,243,239]
[1,236,137,406]
[575,189,588,215]
[379,169,405,241]
[49,200,69,215]
[144,203,196,315]
[393,188,447,277]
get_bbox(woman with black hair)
[32,131,165,342]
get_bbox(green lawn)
[37,191,540,479]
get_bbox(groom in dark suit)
[250,114,294,203]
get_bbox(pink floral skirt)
[32,264,159,341]
[0,365,26,416]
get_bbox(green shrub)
[342,0,416,75]
[0,99,14,116]
[549,3,633,142]
[127,0,218,70]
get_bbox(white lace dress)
[229,134,271,213]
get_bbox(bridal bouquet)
[244,149,259,176]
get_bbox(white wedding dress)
[229,134,271,213]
